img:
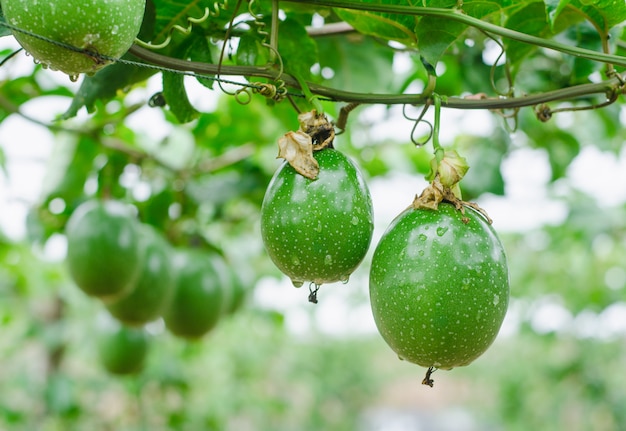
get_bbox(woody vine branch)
[129,44,626,111]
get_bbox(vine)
[1,0,625,118]
[128,44,626,111]
[296,0,626,68]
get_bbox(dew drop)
[418,250,425,257]
[493,294,500,306]
[324,254,333,265]
[351,216,359,225]
[69,74,80,82]
[292,279,304,288]
[418,234,427,242]
[436,226,448,237]
[340,274,350,284]
[111,25,119,35]
[314,220,323,232]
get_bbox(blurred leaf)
[316,35,395,93]
[236,33,270,67]
[0,8,10,38]
[561,21,604,83]
[145,127,195,170]
[62,58,157,118]
[0,75,73,122]
[45,373,79,417]
[334,1,417,45]
[416,0,501,67]
[162,71,199,123]
[566,0,626,32]
[187,34,214,89]
[139,187,176,228]
[505,3,583,71]
[545,0,572,29]
[455,132,508,199]
[277,18,318,80]
[0,145,6,177]
[40,134,99,209]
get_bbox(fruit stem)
[422,366,436,387]
[432,94,444,161]
[296,75,325,115]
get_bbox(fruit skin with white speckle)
[0,0,146,76]
[163,249,227,339]
[105,224,175,326]
[369,203,509,370]
[65,200,142,303]
[261,148,374,287]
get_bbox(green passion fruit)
[261,148,374,291]
[65,200,142,302]
[369,203,509,376]
[98,325,149,375]
[106,224,174,326]
[163,249,228,339]
[0,0,145,76]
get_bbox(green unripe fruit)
[163,249,227,339]
[261,148,374,288]
[98,325,149,375]
[106,225,175,326]
[65,200,142,302]
[0,0,145,76]
[370,203,509,371]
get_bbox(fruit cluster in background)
[65,199,247,375]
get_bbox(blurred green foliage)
[1,0,626,430]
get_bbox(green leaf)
[562,22,604,83]
[335,4,417,45]
[62,59,156,118]
[0,8,12,37]
[316,35,394,93]
[277,19,318,80]
[505,2,583,70]
[236,33,270,67]
[40,134,99,208]
[545,0,572,29]
[417,1,501,67]
[567,0,626,32]
[162,71,199,123]
[187,35,214,89]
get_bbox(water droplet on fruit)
[418,234,427,242]
[314,221,322,232]
[32,58,40,65]
[351,216,359,225]
[340,274,350,284]
[436,226,448,237]
[69,74,80,82]
[292,256,300,266]
[324,254,333,265]
[111,25,119,35]
[418,250,425,257]
[292,279,304,288]
[493,294,500,306]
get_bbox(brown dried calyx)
[412,176,493,224]
[277,111,335,180]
